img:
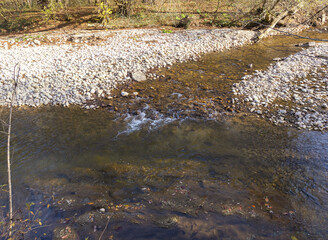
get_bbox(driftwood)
[255,1,303,42]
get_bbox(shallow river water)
[0,29,328,239]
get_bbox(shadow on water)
[0,30,327,239]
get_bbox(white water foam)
[117,107,177,135]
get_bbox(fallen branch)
[255,1,304,42]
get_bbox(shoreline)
[233,42,328,131]
[0,28,258,108]
[2,25,328,131]
[0,25,309,109]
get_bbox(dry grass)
[0,0,326,35]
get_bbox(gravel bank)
[233,43,328,131]
[0,29,256,108]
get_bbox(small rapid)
[117,105,177,135]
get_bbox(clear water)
[0,30,327,239]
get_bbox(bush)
[97,1,112,25]
[113,0,136,16]
[42,0,63,21]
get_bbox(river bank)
[1,26,328,131]
[0,28,258,108]
[233,42,328,130]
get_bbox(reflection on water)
[0,107,327,239]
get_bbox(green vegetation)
[97,1,113,25]
[42,0,65,21]
[0,0,326,34]
[162,28,173,34]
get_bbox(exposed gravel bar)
[0,29,256,108]
[233,43,328,131]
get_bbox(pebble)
[0,29,256,108]
[277,109,287,114]
[121,91,129,97]
[233,43,328,131]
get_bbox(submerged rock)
[76,210,131,227]
[53,226,79,240]
[155,216,179,228]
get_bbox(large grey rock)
[131,71,147,82]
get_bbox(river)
[0,29,327,239]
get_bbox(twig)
[256,1,303,42]
[300,4,328,25]
[29,224,52,231]
[98,215,112,240]
[7,63,20,238]
[251,20,328,42]
[0,119,8,126]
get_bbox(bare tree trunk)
[211,0,221,25]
